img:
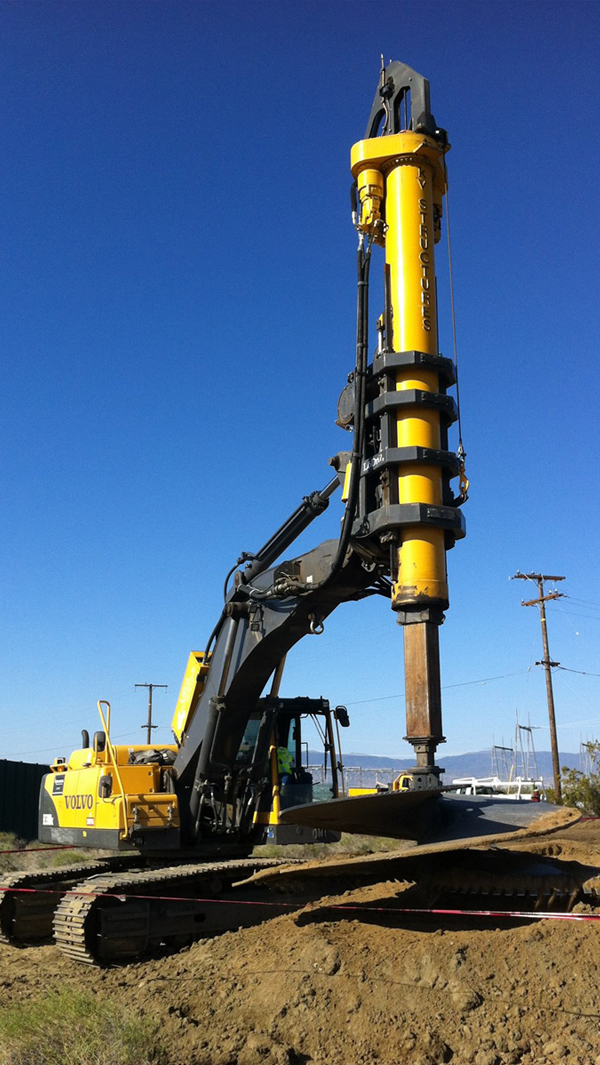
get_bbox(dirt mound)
[2,821,600,1065]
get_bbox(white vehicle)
[451,776,545,801]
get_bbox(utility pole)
[135,683,168,744]
[511,572,565,800]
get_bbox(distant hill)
[307,749,582,786]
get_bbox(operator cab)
[247,699,349,845]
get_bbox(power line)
[2,730,152,759]
[564,595,600,608]
[345,669,531,707]
[548,607,600,620]
[557,666,600,678]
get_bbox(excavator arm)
[173,514,388,842]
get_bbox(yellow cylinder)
[385,161,439,351]
[357,168,384,241]
[269,744,281,821]
[384,139,447,607]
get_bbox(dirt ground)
[2,821,600,1065]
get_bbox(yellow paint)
[171,651,210,742]
[393,773,413,791]
[348,787,384,797]
[251,746,283,827]
[97,700,126,830]
[341,461,352,503]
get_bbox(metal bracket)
[365,60,443,140]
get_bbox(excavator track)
[0,857,141,947]
[53,857,299,965]
[250,833,600,918]
[392,850,600,913]
[257,862,600,912]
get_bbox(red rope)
[0,845,74,855]
[1,883,599,923]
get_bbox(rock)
[315,948,341,976]
[452,987,483,1011]
[239,1032,272,1065]
[474,1053,500,1065]
[543,1043,568,1059]
[419,1031,453,1062]
[272,1047,296,1065]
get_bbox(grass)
[0,989,167,1065]
[49,848,90,867]
[0,833,104,875]
[0,828,406,873]
[0,833,24,874]
[254,832,410,861]
[0,827,408,874]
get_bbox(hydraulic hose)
[330,239,371,572]
[272,237,371,597]
[203,611,226,659]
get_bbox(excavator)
[1,59,593,965]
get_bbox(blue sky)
[1,0,599,768]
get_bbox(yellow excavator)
[348,773,412,797]
[1,58,588,965]
[40,687,347,852]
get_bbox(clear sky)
[1,0,599,768]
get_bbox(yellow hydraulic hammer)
[351,60,465,786]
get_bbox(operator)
[277,746,294,783]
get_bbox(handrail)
[97,700,127,836]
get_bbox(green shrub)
[556,740,600,815]
[0,989,167,1065]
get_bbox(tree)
[551,741,600,814]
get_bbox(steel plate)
[280,790,569,845]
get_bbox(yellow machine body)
[40,741,181,850]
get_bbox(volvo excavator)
[1,59,594,966]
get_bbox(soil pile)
[2,822,600,1065]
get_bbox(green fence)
[0,759,49,842]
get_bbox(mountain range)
[308,749,583,786]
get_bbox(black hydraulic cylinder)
[241,477,339,585]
